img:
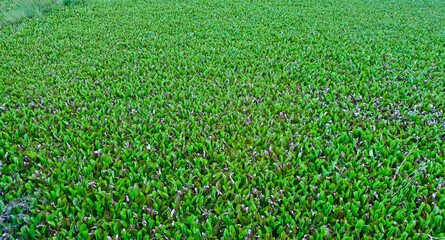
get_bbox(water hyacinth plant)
[1,0,445,239]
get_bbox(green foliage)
[1,0,87,23]
[0,196,35,239]
[61,0,86,6]
[1,0,445,239]
[3,0,44,22]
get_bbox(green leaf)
[356,220,365,230]
[80,223,88,238]
[277,226,283,235]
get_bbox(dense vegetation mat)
[1,0,445,239]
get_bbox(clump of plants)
[0,196,34,239]
[1,0,86,23]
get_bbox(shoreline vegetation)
[1,0,86,23]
